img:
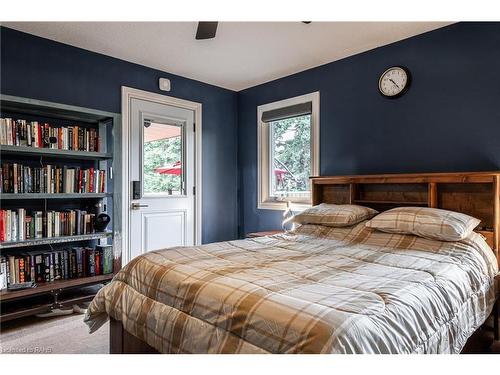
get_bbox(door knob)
[131,202,149,210]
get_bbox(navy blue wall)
[238,22,500,236]
[0,27,239,244]
[4,23,500,241]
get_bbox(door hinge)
[193,186,196,195]
[193,123,196,132]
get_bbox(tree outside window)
[270,114,311,200]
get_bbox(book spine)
[0,210,4,242]
[34,254,44,282]
[70,250,76,278]
[18,257,25,283]
[75,248,83,278]
[0,257,7,290]
[9,256,16,284]
[14,258,19,284]
[87,248,95,276]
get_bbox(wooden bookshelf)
[0,274,114,322]
[0,274,114,302]
[0,94,121,322]
[0,144,112,160]
[0,232,113,249]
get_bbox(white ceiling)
[3,22,451,91]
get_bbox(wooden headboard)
[311,171,500,266]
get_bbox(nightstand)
[246,230,284,238]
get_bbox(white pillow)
[365,207,480,241]
[291,203,378,227]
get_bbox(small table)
[246,230,284,238]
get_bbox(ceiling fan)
[195,21,312,40]
[195,22,219,40]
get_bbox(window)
[257,92,319,210]
[143,120,185,196]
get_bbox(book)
[0,211,5,242]
[0,257,7,291]
[31,252,45,283]
[73,247,84,278]
[2,243,107,288]
[98,245,114,275]
[69,250,77,279]
[0,209,98,243]
[94,247,102,276]
[0,162,106,194]
[86,247,96,277]
[53,252,61,280]
[0,117,100,152]
[43,253,52,282]
[8,256,15,285]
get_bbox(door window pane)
[270,114,311,201]
[143,121,184,195]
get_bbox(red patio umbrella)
[155,161,182,176]
[274,168,287,184]
[155,163,286,179]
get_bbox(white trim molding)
[257,91,320,211]
[121,86,203,265]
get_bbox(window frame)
[257,91,320,211]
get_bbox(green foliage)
[142,116,311,196]
[143,136,182,193]
[271,115,311,195]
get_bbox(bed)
[84,171,500,353]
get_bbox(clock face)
[379,66,410,97]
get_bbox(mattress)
[84,222,498,353]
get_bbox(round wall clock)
[378,66,411,98]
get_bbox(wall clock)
[378,66,411,98]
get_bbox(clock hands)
[389,78,400,89]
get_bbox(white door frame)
[121,86,202,264]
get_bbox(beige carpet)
[0,313,108,354]
[0,312,498,354]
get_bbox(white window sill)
[257,201,311,212]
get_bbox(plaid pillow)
[292,203,378,227]
[365,207,481,241]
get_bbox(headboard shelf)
[352,199,428,206]
[311,171,500,267]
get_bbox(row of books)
[0,209,97,243]
[0,118,100,152]
[0,245,113,290]
[1,163,106,194]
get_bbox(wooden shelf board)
[0,274,114,302]
[1,94,119,124]
[353,199,428,205]
[0,145,112,160]
[1,193,112,200]
[0,231,112,249]
[0,291,100,322]
[0,303,54,322]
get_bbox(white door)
[129,97,196,260]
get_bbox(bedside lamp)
[282,201,295,232]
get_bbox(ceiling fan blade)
[195,22,218,40]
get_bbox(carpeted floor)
[0,313,498,354]
[0,313,108,354]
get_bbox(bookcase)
[0,94,121,322]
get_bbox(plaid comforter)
[84,222,498,353]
